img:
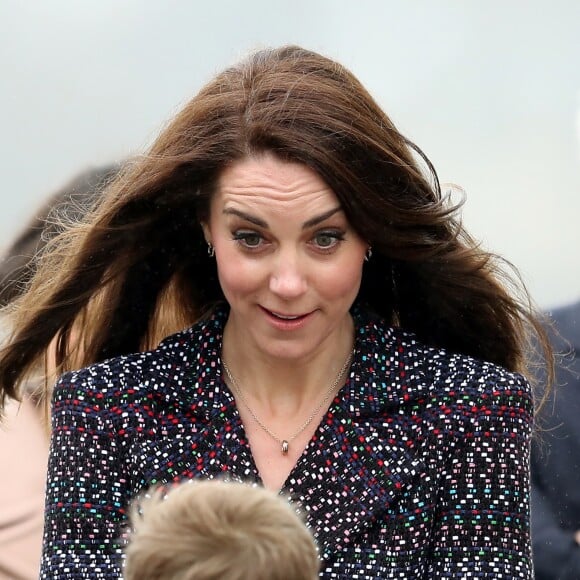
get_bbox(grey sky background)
[1,0,578,309]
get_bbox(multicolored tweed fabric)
[41,305,534,578]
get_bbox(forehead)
[214,154,340,211]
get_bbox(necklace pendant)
[281,440,289,455]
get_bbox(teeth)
[273,313,301,320]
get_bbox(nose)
[268,251,308,299]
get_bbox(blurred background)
[0,0,578,309]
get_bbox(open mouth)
[260,307,313,322]
[270,312,304,320]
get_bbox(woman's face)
[202,153,368,361]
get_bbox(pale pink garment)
[0,397,49,580]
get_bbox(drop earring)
[364,247,373,262]
[207,243,215,257]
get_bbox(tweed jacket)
[41,305,534,579]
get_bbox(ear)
[200,222,212,245]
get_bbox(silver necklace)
[222,350,353,455]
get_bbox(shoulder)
[426,339,531,399]
[354,306,533,419]
[398,329,533,438]
[52,308,226,410]
[54,330,187,397]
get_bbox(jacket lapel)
[285,399,425,558]
[128,308,260,489]
[284,310,431,557]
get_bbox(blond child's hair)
[124,480,320,580]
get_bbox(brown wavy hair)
[0,45,552,412]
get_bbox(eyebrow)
[223,206,343,229]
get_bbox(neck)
[221,316,354,413]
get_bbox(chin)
[255,338,314,361]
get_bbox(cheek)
[317,258,365,302]
[215,250,263,299]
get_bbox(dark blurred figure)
[0,166,118,306]
[532,299,580,579]
[0,164,118,579]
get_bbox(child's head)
[124,480,320,580]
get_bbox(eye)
[232,231,265,250]
[312,230,345,251]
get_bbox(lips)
[259,306,314,327]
